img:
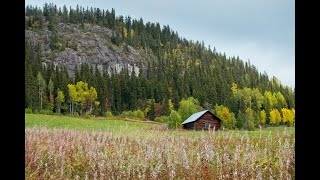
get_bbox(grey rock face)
[25,23,148,77]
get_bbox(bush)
[154,117,162,123]
[70,37,77,50]
[167,111,182,129]
[59,42,66,51]
[105,111,113,117]
[120,111,135,118]
[25,108,33,114]
[155,116,169,123]
[247,118,255,131]
[39,109,53,115]
[73,112,79,117]
[133,110,145,120]
[84,111,91,119]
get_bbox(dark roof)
[181,110,222,125]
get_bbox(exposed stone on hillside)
[25,23,152,77]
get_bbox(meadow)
[25,114,295,179]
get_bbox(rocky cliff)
[25,22,152,77]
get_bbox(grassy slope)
[25,114,294,138]
[25,114,158,131]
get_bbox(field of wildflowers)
[25,114,294,179]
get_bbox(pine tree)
[147,98,156,120]
[161,98,170,116]
[49,29,59,50]
[236,110,245,129]
[25,65,37,109]
[36,72,46,110]
[48,78,54,111]
[56,89,65,114]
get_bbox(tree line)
[25,3,295,129]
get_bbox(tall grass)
[25,126,294,179]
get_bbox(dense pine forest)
[25,3,295,130]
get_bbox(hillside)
[25,3,294,127]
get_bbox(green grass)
[228,126,295,137]
[25,114,158,131]
[25,114,294,138]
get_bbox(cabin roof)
[181,110,221,125]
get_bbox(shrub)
[70,36,77,50]
[25,108,33,114]
[120,111,135,118]
[154,117,162,123]
[133,110,145,120]
[73,112,79,117]
[155,116,169,123]
[84,111,91,119]
[33,109,39,114]
[247,118,255,131]
[167,111,182,129]
[105,111,113,117]
[39,109,53,115]
[59,42,66,51]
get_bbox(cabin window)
[204,121,211,129]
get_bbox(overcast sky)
[26,0,295,88]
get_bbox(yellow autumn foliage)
[281,108,295,126]
[259,110,266,125]
[269,108,281,125]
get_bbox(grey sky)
[26,0,295,88]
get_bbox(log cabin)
[182,110,222,130]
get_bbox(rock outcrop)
[25,23,151,77]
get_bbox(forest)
[25,3,295,130]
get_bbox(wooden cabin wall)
[183,112,221,131]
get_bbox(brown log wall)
[183,112,221,131]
